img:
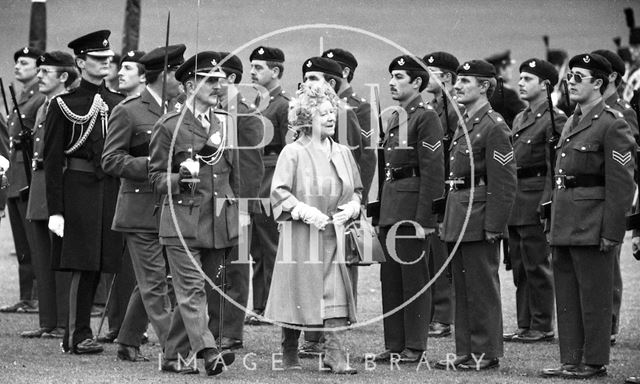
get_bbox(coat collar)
[18,77,40,104]
[515,99,548,133]
[140,88,163,117]
[181,107,211,141]
[560,99,605,141]
[453,102,491,141]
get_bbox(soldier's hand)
[599,237,619,253]
[48,214,64,237]
[438,222,445,240]
[239,212,251,227]
[485,231,502,243]
[423,227,436,236]
[178,166,192,182]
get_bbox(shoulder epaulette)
[156,110,180,125]
[121,94,141,104]
[603,105,625,119]
[616,98,632,110]
[487,109,506,124]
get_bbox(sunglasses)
[566,72,594,83]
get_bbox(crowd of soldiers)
[1,6,640,381]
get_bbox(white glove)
[240,212,251,227]
[292,202,329,230]
[332,201,360,226]
[48,214,64,237]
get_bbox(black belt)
[264,145,282,156]
[67,158,96,172]
[446,175,486,191]
[554,174,605,189]
[385,166,420,182]
[517,165,547,179]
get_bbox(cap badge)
[583,55,590,64]
[258,48,264,55]
[306,60,312,68]
[463,63,470,70]
[102,39,108,47]
[22,47,29,54]
[428,56,434,63]
[327,52,334,58]
[529,61,536,68]
[211,59,217,66]
[39,55,45,63]
[398,58,405,66]
[127,51,135,57]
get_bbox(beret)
[14,46,44,63]
[36,51,75,67]
[423,51,460,73]
[457,59,496,77]
[568,53,612,75]
[218,52,243,75]
[175,51,226,83]
[119,50,146,66]
[302,56,343,77]
[249,46,284,62]
[388,55,427,73]
[591,49,625,77]
[485,50,513,67]
[139,44,186,71]
[322,48,358,69]
[519,58,560,86]
[546,49,568,67]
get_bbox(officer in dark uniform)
[207,52,264,351]
[437,60,517,371]
[148,52,236,375]
[542,53,635,379]
[374,55,444,363]
[504,58,566,343]
[43,30,124,354]
[245,46,288,326]
[102,44,187,361]
[21,52,77,339]
[0,46,45,314]
[322,48,377,200]
[592,49,639,347]
[423,51,461,338]
[486,50,526,128]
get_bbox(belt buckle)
[385,168,392,182]
[555,175,566,189]
[446,178,464,191]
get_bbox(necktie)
[570,107,582,132]
[522,107,532,123]
[198,113,210,133]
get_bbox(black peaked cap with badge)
[457,59,496,77]
[67,29,114,56]
[519,58,559,86]
[37,51,75,67]
[423,51,460,73]
[249,46,284,62]
[119,50,146,66]
[175,51,226,83]
[591,49,626,77]
[13,46,44,63]
[139,44,186,72]
[388,55,428,73]
[568,53,612,75]
[322,48,357,70]
[302,56,343,77]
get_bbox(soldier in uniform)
[485,50,526,128]
[592,49,639,347]
[20,52,77,339]
[148,51,236,375]
[117,50,146,97]
[423,51,460,338]
[43,30,124,355]
[437,60,517,370]
[0,46,45,314]
[542,53,635,379]
[503,58,566,343]
[245,46,288,326]
[373,55,444,363]
[206,52,263,351]
[321,48,377,199]
[102,44,186,361]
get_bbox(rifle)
[365,85,385,225]
[9,84,33,200]
[562,79,571,115]
[0,78,9,116]
[539,83,559,220]
[160,11,170,114]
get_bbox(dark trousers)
[612,245,622,335]
[379,225,431,352]
[7,197,35,301]
[450,240,503,359]
[106,245,142,333]
[30,220,70,329]
[249,210,278,312]
[552,245,614,366]
[508,224,554,332]
[64,270,101,349]
[428,234,453,325]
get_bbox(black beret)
[423,51,460,73]
[631,28,640,45]
[302,56,343,77]
[388,55,427,73]
[37,51,75,67]
[457,59,496,77]
[519,58,559,86]
[218,52,243,76]
[119,50,146,66]
[618,47,632,63]
[68,30,114,57]
[249,46,284,62]
[175,51,226,83]
[485,50,513,67]
[568,53,612,75]
[546,49,568,67]
[13,46,44,62]
[139,44,186,72]
[592,49,625,77]
[322,48,358,70]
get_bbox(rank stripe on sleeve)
[493,150,514,165]
[612,150,632,166]
[422,140,442,152]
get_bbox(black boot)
[282,326,302,370]
[322,318,356,374]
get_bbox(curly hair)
[288,82,339,138]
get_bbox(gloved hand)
[48,214,64,237]
[240,212,251,227]
[332,201,360,226]
[292,202,329,230]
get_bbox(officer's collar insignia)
[102,39,109,47]
[327,52,334,58]
[398,58,405,66]
[529,61,536,68]
[583,55,590,63]
[127,51,135,57]
[22,47,29,54]
[463,63,470,70]
[258,48,264,55]
[428,56,434,63]
[306,60,312,68]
